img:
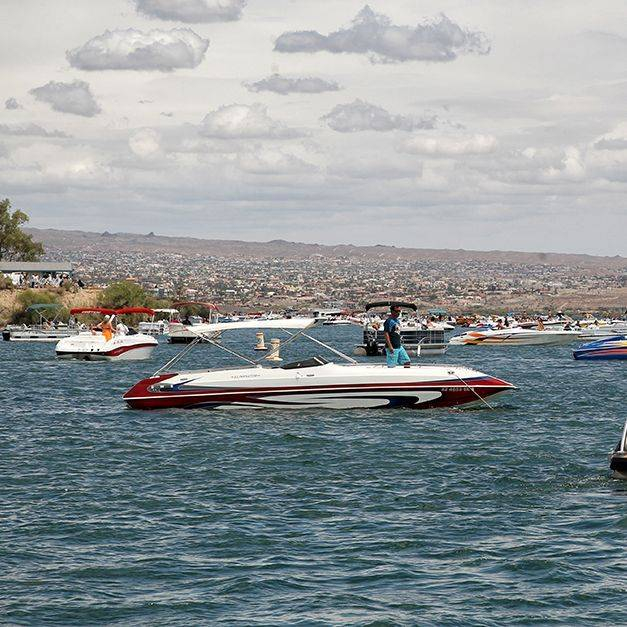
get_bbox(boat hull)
[124,364,514,411]
[451,330,579,346]
[610,452,627,478]
[574,350,627,360]
[56,344,156,361]
[168,329,222,343]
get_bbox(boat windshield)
[280,356,329,370]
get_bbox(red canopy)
[70,307,116,316]
[115,307,155,316]
[70,306,155,316]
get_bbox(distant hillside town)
[17,228,627,315]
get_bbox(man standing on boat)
[384,305,411,368]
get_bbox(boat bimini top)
[365,301,417,312]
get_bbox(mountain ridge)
[25,227,627,269]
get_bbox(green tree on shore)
[98,281,151,309]
[0,198,45,261]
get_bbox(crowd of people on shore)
[5,272,84,290]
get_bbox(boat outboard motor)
[365,338,380,356]
[609,419,627,479]
[364,330,380,355]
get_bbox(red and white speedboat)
[124,318,515,410]
[56,307,158,361]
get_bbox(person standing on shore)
[384,305,411,368]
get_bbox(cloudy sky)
[1,0,626,255]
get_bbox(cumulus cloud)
[587,143,627,183]
[321,99,436,132]
[495,146,587,185]
[134,0,246,23]
[67,28,209,71]
[200,103,303,139]
[274,5,490,63]
[245,74,340,95]
[591,123,627,152]
[30,80,101,117]
[129,128,161,157]
[0,123,70,138]
[7,141,115,188]
[403,133,497,156]
[5,98,21,110]
[538,147,586,182]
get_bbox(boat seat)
[280,356,328,370]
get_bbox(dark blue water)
[1,327,626,625]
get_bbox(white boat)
[138,308,180,336]
[56,307,158,361]
[578,321,627,341]
[2,304,80,342]
[311,308,354,325]
[312,308,345,321]
[450,327,580,346]
[322,317,354,325]
[3,323,79,342]
[123,318,514,410]
[167,301,220,343]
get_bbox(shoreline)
[1,286,625,327]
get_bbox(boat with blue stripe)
[573,335,627,360]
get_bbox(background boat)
[573,335,627,360]
[2,303,79,342]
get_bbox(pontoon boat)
[2,304,79,342]
[354,301,449,357]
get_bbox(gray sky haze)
[1,0,626,254]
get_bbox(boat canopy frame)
[26,303,63,311]
[24,303,65,325]
[152,318,357,377]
